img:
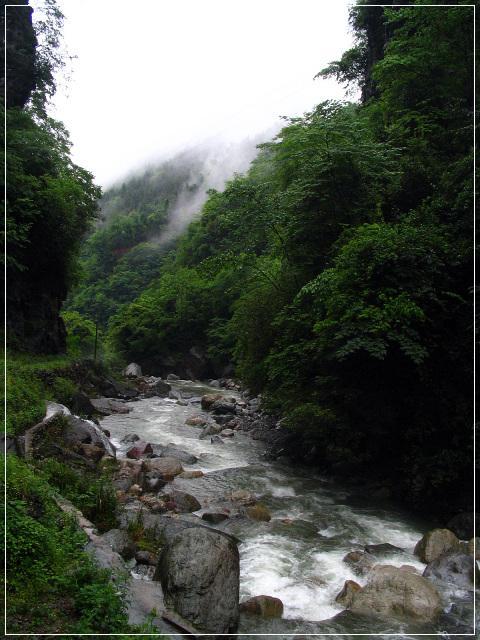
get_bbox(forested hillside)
[99,2,474,515]
[66,138,265,327]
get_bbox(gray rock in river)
[212,400,236,415]
[423,550,479,590]
[364,543,404,556]
[349,564,443,622]
[121,433,140,443]
[152,444,198,465]
[154,526,240,633]
[144,379,172,398]
[165,489,201,513]
[414,528,460,563]
[239,595,284,618]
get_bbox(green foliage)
[37,458,118,532]
[45,375,77,406]
[5,361,45,435]
[61,309,97,358]
[5,455,131,633]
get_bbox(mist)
[100,129,277,247]
[39,0,354,187]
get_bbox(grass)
[5,454,131,633]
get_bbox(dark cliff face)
[3,1,68,354]
[0,0,37,108]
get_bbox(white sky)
[38,0,355,187]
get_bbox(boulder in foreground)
[349,564,442,622]
[155,526,239,633]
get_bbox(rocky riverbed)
[89,375,477,637]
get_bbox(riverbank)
[86,373,478,635]
[4,360,478,636]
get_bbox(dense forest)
[71,2,474,515]
[3,0,475,634]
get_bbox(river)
[100,379,476,637]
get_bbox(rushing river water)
[101,380,476,637]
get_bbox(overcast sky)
[34,0,355,187]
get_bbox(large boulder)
[349,565,443,622]
[100,528,136,560]
[124,363,142,378]
[91,398,131,415]
[100,377,139,399]
[212,400,236,415]
[31,413,116,460]
[423,550,479,590]
[239,595,283,618]
[155,526,240,633]
[414,528,459,563]
[152,444,198,465]
[143,457,183,480]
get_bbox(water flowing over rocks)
[92,378,476,635]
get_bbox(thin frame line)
[2,1,477,637]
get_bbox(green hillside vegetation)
[105,3,474,514]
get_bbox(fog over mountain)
[100,130,276,245]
